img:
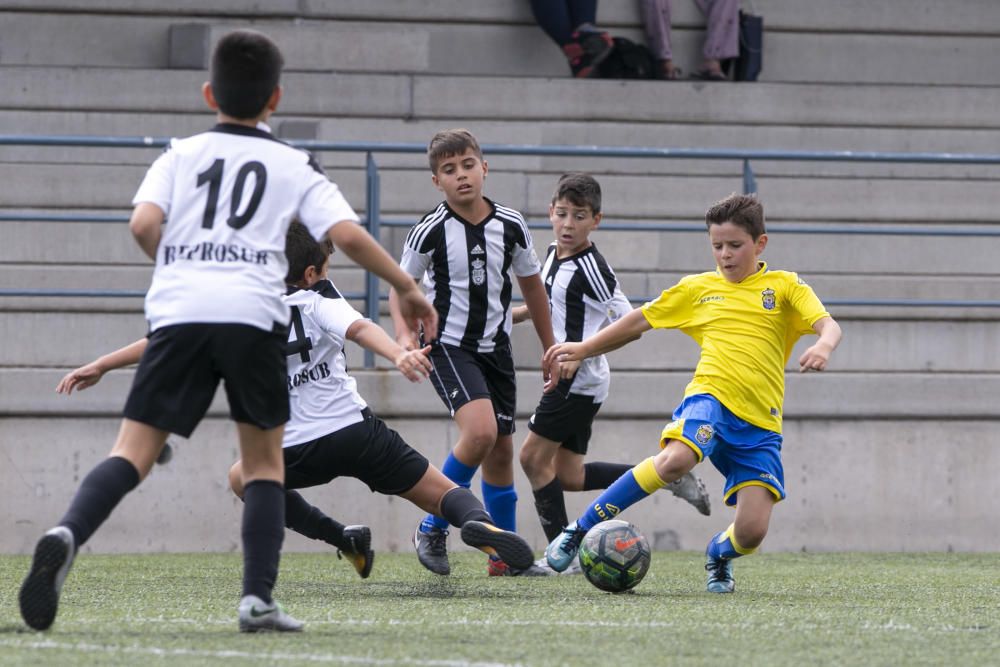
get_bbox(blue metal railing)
[3,135,1000,364]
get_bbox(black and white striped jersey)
[133,123,358,333]
[283,279,368,447]
[400,199,541,353]
[541,242,632,401]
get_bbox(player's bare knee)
[734,521,768,549]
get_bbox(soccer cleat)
[563,30,614,78]
[238,595,304,632]
[668,472,712,516]
[530,556,582,576]
[705,555,735,593]
[488,558,556,577]
[413,526,450,575]
[545,521,586,572]
[336,525,374,579]
[19,526,76,631]
[460,521,534,571]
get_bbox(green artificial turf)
[1,551,997,666]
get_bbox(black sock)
[242,480,285,604]
[532,478,568,542]
[59,456,140,547]
[439,487,491,527]
[583,462,634,491]
[284,490,347,550]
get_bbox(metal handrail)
[3,135,1000,367]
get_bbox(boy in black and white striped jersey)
[389,129,557,576]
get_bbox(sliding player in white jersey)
[55,222,535,580]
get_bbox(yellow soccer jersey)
[641,262,829,433]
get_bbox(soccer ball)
[577,520,651,593]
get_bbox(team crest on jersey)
[694,424,714,445]
[471,258,486,285]
[761,288,776,310]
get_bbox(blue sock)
[420,453,477,533]
[482,481,517,532]
[706,524,756,560]
[578,457,667,531]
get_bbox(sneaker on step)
[19,526,76,631]
[238,595,304,633]
[337,525,374,579]
[545,521,586,572]
[413,526,450,575]
[488,558,556,577]
[563,30,613,78]
[705,555,735,593]
[460,521,533,571]
[668,472,712,516]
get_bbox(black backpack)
[598,37,656,80]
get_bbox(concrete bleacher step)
[4,214,995,279]
[5,111,1000,185]
[3,366,998,421]
[5,308,999,373]
[2,159,998,226]
[7,66,1000,129]
[6,3,1000,85]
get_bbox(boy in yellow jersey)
[542,193,842,593]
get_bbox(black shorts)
[282,408,430,495]
[527,379,602,455]
[123,323,289,437]
[427,342,517,435]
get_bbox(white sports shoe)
[533,556,583,576]
[238,595,304,633]
[19,526,76,631]
[667,472,712,516]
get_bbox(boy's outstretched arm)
[543,307,651,378]
[799,316,842,372]
[346,319,432,383]
[327,222,438,340]
[517,274,557,382]
[56,337,148,394]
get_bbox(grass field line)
[0,638,524,666]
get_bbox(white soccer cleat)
[668,471,712,516]
[19,526,76,631]
[238,595,304,633]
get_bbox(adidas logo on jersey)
[470,244,485,255]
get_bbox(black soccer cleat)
[460,521,534,572]
[337,525,374,579]
[19,526,76,631]
[413,526,450,575]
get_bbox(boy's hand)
[55,363,105,394]
[396,330,421,352]
[798,342,833,372]
[397,286,439,341]
[394,345,433,383]
[544,341,585,368]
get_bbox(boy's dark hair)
[705,193,766,240]
[285,220,333,285]
[551,172,602,215]
[210,30,284,120]
[427,128,483,173]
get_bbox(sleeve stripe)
[406,204,448,251]
[494,205,531,245]
[578,253,614,302]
